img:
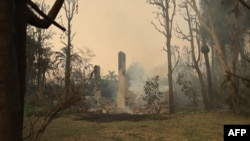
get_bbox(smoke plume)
[127,62,146,98]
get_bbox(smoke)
[127,62,170,96]
[127,62,146,98]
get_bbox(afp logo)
[224,125,250,141]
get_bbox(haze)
[49,0,186,76]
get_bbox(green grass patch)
[24,111,250,141]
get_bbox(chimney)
[93,65,101,101]
[118,51,127,108]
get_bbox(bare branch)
[70,32,76,43]
[174,24,191,41]
[226,71,250,83]
[60,41,67,47]
[169,0,176,35]
[186,0,212,35]
[195,21,201,63]
[163,47,168,52]
[172,50,180,72]
[155,12,165,27]
[147,0,165,10]
[63,0,76,21]
[151,21,167,37]
[239,0,250,9]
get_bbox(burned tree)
[187,0,250,113]
[0,0,65,141]
[175,2,209,110]
[201,42,214,107]
[61,0,77,95]
[147,0,176,113]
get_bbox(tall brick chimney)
[93,65,101,101]
[118,51,127,108]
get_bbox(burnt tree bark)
[201,42,214,108]
[0,1,64,141]
[62,0,77,95]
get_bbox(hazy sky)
[49,0,186,76]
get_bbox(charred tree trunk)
[201,43,214,108]
[65,18,71,95]
[0,1,26,140]
[0,1,64,140]
[63,0,76,95]
[164,0,176,114]
[184,5,209,110]
[167,38,175,113]
[147,0,176,113]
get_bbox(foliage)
[104,70,118,81]
[51,47,95,94]
[54,47,82,69]
[176,73,199,107]
[26,25,55,89]
[142,75,164,113]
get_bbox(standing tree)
[61,0,77,95]
[175,2,209,110]
[0,0,65,140]
[147,0,176,113]
[201,42,214,107]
